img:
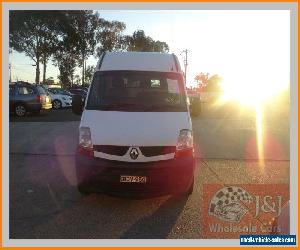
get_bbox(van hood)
[80,110,191,146]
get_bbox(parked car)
[47,88,72,109]
[69,89,88,108]
[9,82,52,117]
[72,52,195,197]
[69,88,87,98]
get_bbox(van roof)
[96,52,182,73]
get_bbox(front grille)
[93,145,129,156]
[94,145,176,157]
[140,146,176,157]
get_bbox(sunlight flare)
[255,105,265,169]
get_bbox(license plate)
[120,175,147,183]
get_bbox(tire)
[52,99,62,109]
[186,177,194,195]
[14,104,26,117]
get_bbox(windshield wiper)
[97,103,146,111]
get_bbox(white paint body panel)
[97,52,182,73]
[49,93,72,107]
[81,111,191,147]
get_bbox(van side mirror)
[72,94,84,115]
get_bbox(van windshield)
[86,71,187,112]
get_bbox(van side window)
[167,79,180,94]
[150,79,160,88]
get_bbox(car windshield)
[87,71,187,112]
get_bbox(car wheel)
[14,104,26,117]
[186,177,194,195]
[52,100,62,109]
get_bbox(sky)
[10,10,290,89]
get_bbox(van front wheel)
[186,177,194,195]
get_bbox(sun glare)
[255,104,265,169]
[216,69,289,167]
[219,73,289,107]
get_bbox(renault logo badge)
[130,148,139,160]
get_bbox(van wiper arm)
[98,103,146,110]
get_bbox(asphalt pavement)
[9,108,80,122]
[9,103,290,239]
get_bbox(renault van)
[72,52,195,197]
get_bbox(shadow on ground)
[120,195,188,239]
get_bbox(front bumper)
[76,154,195,197]
[42,103,52,110]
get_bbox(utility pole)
[181,49,189,85]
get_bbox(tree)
[195,72,209,89]
[124,30,169,52]
[54,45,78,88]
[152,40,169,53]
[40,31,59,84]
[74,74,81,86]
[51,11,83,88]
[10,11,170,86]
[194,73,222,92]
[95,18,126,56]
[53,21,78,88]
[205,74,222,92]
[71,11,98,85]
[84,65,95,85]
[9,11,61,84]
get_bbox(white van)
[72,52,195,197]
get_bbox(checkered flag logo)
[208,186,253,223]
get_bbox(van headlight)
[78,127,93,156]
[176,129,193,150]
[79,127,92,148]
[175,129,194,158]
